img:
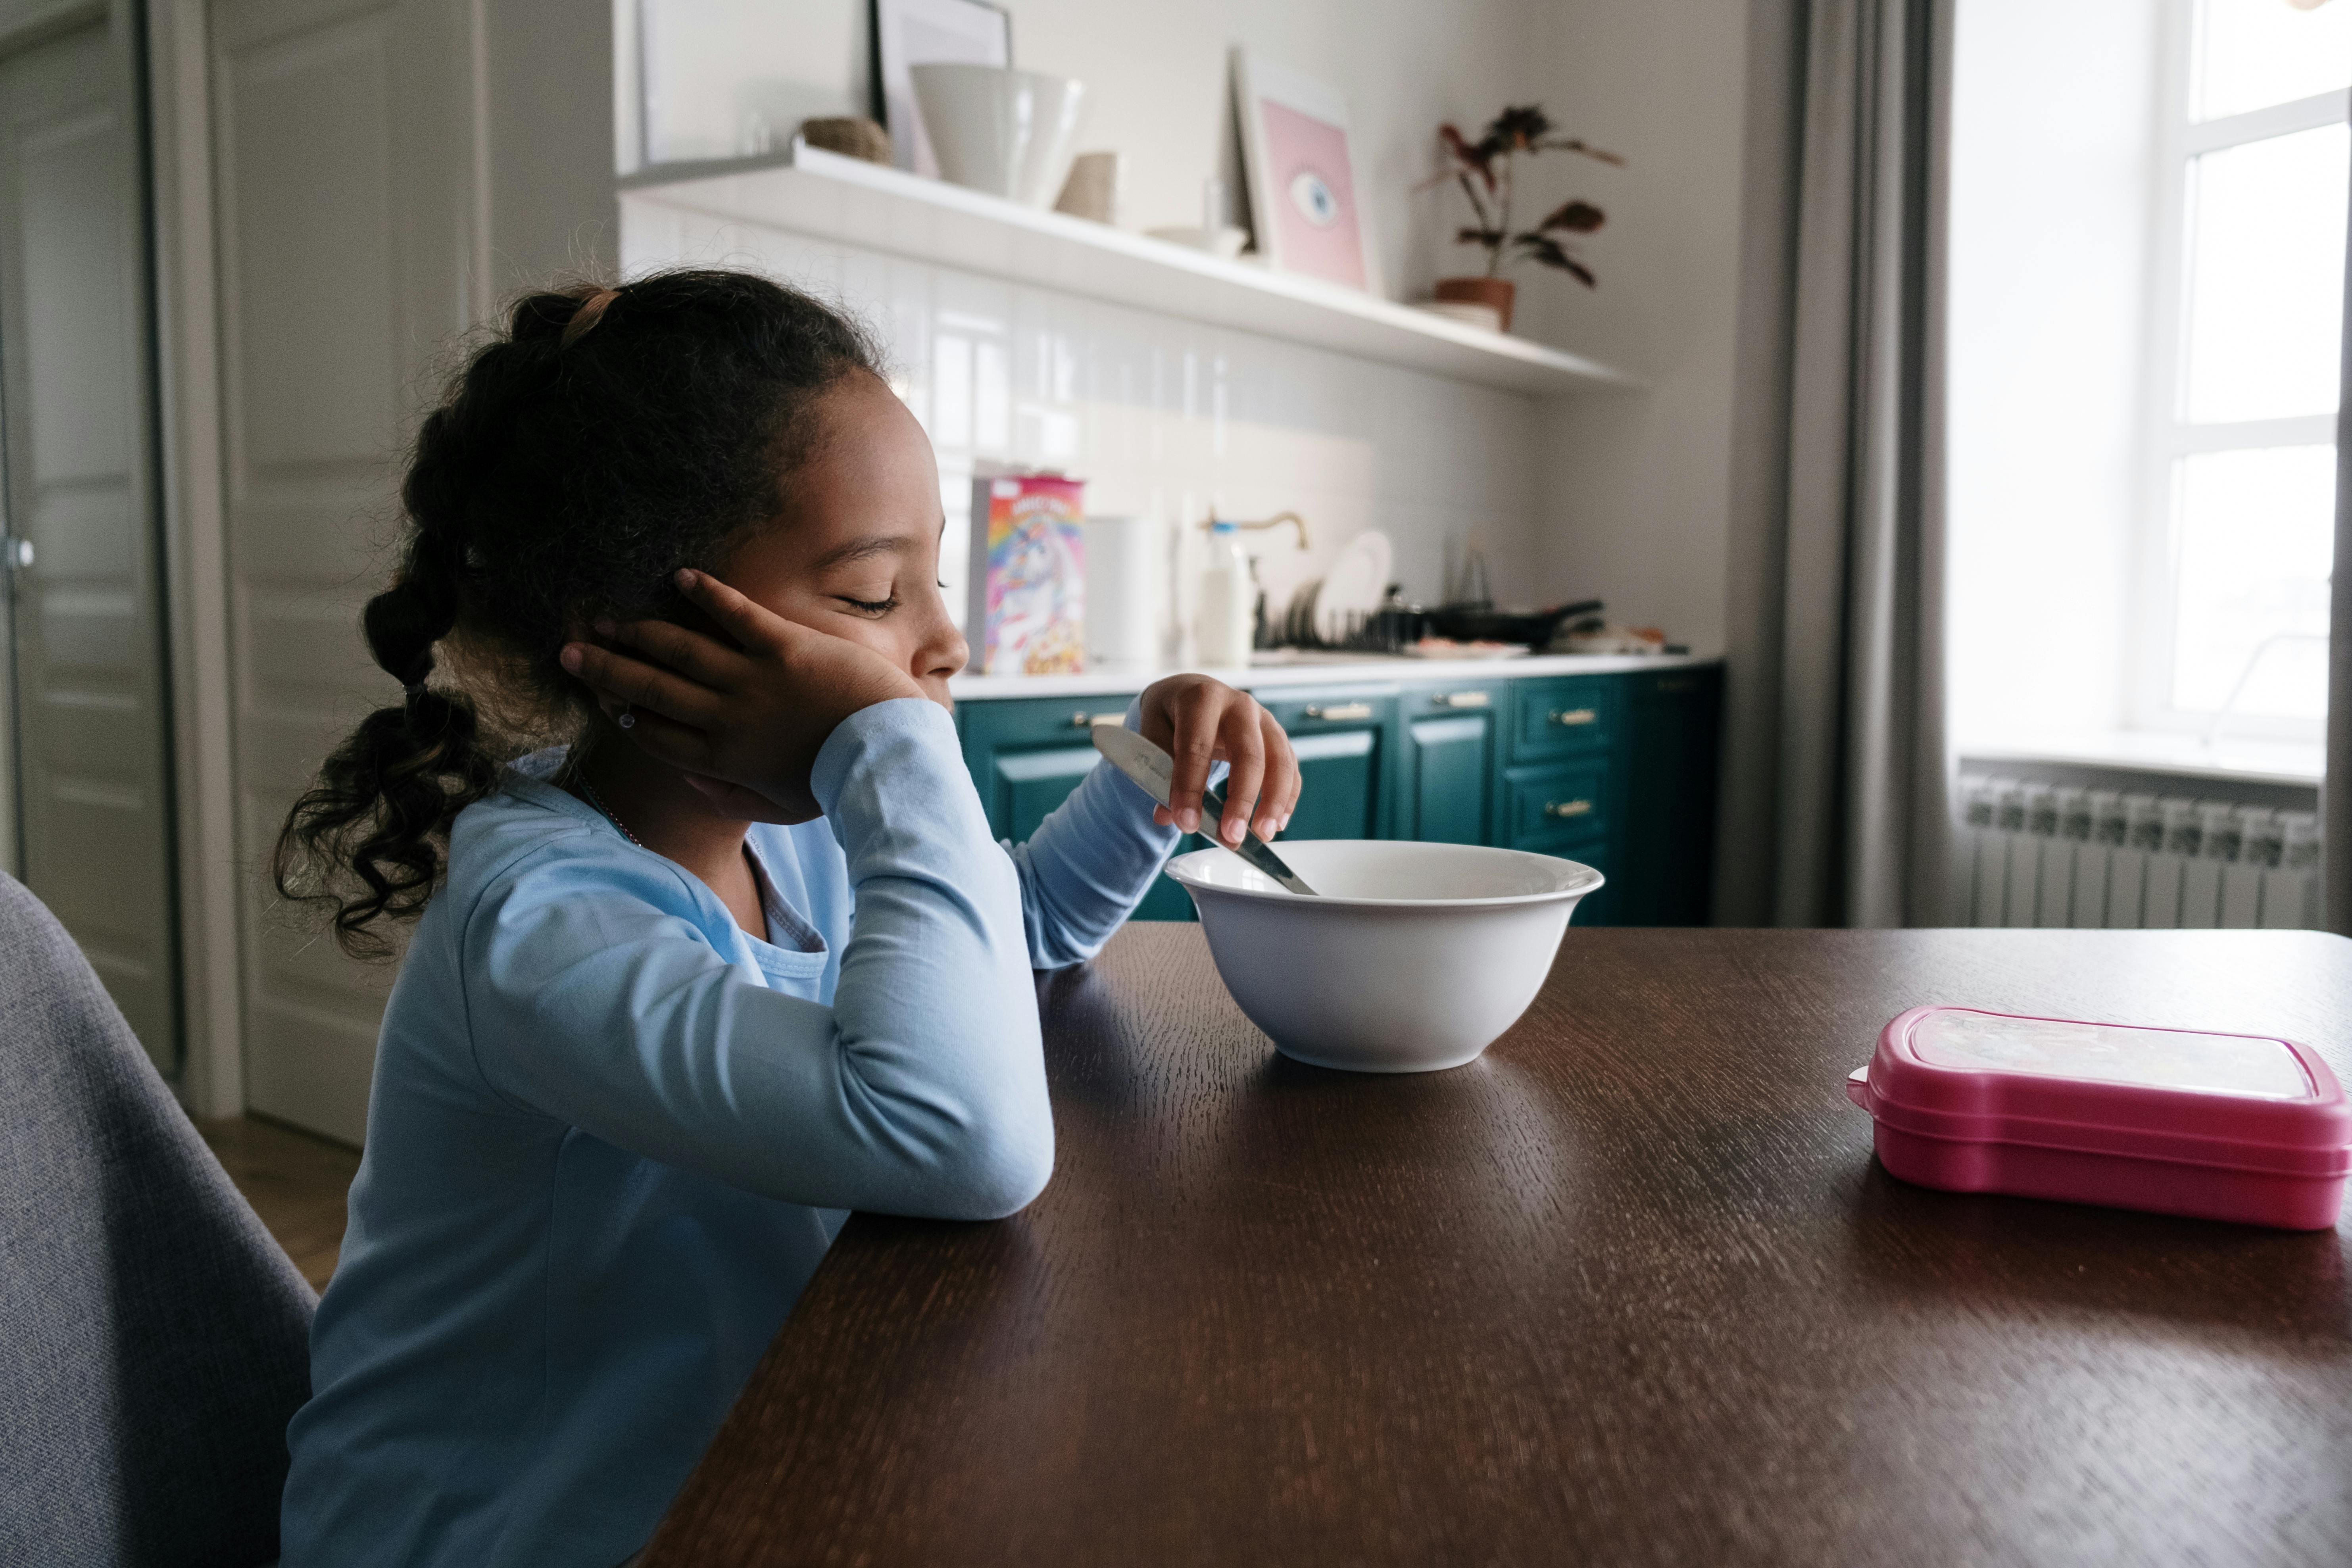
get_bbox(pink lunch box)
[1847,1006,2351,1230]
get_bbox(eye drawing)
[1288,169,1339,228]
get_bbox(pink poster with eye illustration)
[1236,52,1380,296]
[1258,100,1367,290]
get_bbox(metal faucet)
[1200,510,1310,551]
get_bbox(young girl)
[273,271,1301,1567]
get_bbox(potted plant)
[1427,105,1620,331]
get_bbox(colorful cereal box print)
[969,473,1086,675]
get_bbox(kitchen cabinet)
[1249,688,1397,842]
[953,661,1721,929]
[1616,668,1723,925]
[957,698,1132,844]
[1397,680,1503,846]
[958,686,1397,923]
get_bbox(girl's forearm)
[465,698,1052,1219]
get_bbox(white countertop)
[949,650,1722,701]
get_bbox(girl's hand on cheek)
[560,569,924,819]
[1138,676,1301,847]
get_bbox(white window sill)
[1959,729,2323,789]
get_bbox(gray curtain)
[1721,0,1954,929]
[2330,131,2352,936]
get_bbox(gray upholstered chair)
[0,871,314,1566]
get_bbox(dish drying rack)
[1264,590,1429,653]
[1209,512,1419,652]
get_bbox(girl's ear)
[654,580,744,651]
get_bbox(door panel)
[214,0,476,1143]
[1620,668,1722,925]
[1400,680,1499,847]
[993,745,1104,842]
[0,18,179,1069]
[1284,729,1381,840]
[1255,688,1395,842]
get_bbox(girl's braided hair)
[273,269,881,957]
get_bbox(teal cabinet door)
[1397,681,1503,845]
[1618,667,1722,925]
[1255,688,1398,841]
[1140,686,1396,919]
[958,696,1137,839]
[959,691,1202,921]
[1500,758,1617,925]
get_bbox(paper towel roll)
[1084,515,1160,669]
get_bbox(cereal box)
[967,472,1086,674]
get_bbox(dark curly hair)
[273,269,883,957]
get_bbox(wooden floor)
[198,1115,360,1290]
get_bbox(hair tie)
[561,287,621,348]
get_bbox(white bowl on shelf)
[910,64,1088,208]
[1166,840,1604,1073]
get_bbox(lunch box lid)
[1848,1006,2352,1179]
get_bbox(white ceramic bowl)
[1166,840,1603,1073]
[910,64,1087,207]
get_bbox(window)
[2137,0,2350,740]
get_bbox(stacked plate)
[1277,530,1392,648]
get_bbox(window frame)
[2129,0,2350,742]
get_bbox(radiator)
[1956,774,2323,930]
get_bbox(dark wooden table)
[646,927,2352,1567]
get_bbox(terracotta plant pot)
[1433,276,1516,332]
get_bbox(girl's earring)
[617,704,636,731]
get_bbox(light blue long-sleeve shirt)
[280,697,1178,1567]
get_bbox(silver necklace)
[573,773,649,851]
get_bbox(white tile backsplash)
[621,193,1538,653]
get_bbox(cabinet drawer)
[959,694,1138,750]
[1503,761,1610,849]
[1258,688,1394,732]
[1509,676,1616,765]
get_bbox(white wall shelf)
[619,142,1637,398]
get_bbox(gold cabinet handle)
[1549,707,1598,726]
[1433,690,1490,709]
[1303,702,1374,721]
[1543,799,1594,819]
[1071,711,1128,728]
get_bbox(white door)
[0,12,179,1073]
[210,0,480,1142]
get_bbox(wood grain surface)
[644,927,2352,1567]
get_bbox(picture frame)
[870,0,1014,179]
[1231,50,1382,295]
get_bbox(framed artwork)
[1231,50,1380,294]
[870,0,1013,178]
